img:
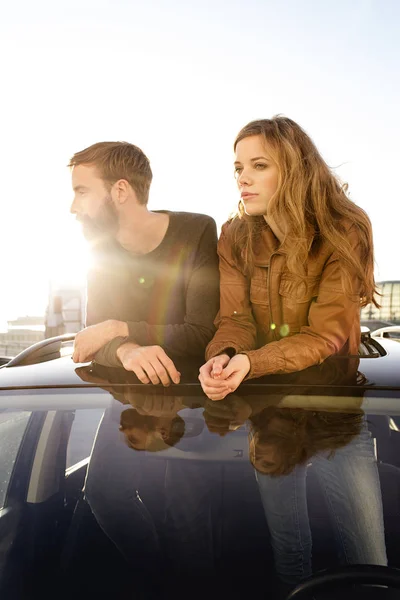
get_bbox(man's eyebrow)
[73,185,89,192]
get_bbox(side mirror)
[360,326,371,343]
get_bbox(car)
[1,331,400,600]
[0,357,12,366]
[372,325,400,342]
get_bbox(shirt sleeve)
[205,224,258,361]
[93,218,220,367]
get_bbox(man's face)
[70,164,118,240]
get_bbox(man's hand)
[72,320,128,363]
[117,342,181,386]
[199,353,251,401]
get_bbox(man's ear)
[112,179,131,205]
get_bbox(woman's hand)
[198,354,231,400]
[199,353,251,400]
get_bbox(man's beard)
[79,195,119,243]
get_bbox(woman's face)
[251,437,279,474]
[234,135,279,217]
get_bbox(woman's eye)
[234,167,242,176]
[255,163,267,170]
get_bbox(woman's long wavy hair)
[249,407,364,476]
[231,116,379,308]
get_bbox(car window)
[66,408,105,470]
[0,411,32,509]
[385,332,400,341]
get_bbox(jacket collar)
[253,224,286,266]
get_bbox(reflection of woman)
[250,405,387,586]
[199,116,379,400]
[249,406,363,476]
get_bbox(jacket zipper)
[267,251,281,341]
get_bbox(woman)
[199,116,379,400]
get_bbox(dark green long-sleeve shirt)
[86,211,220,367]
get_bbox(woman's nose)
[238,168,252,186]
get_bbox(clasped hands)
[198,353,251,401]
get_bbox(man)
[68,142,219,577]
[69,141,219,383]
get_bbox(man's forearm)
[108,319,129,339]
[91,322,130,368]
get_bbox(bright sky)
[1,0,399,327]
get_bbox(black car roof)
[0,334,399,392]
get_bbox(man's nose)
[70,196,79,215]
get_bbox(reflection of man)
[75,365,199,452]
[69,141,219,383]
[79,380,210,576]
[119,407,184,452]
[119,394,187,452]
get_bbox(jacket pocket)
[279,275,319,303]
[279,275,320,332]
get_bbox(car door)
[0,410,45,593]
[0,405,74,600]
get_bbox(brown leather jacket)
[205,221,362,379]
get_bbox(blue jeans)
[255,424,387,585]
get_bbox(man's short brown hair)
[68,141,152,205]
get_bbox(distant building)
[7,315,45,329]
[45,282,86,338]
[0,316,45,357]
[0,282,87,357]
[361,280,400,329]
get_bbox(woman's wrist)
[237,353,251,377]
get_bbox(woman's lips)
[241,192,258,199]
